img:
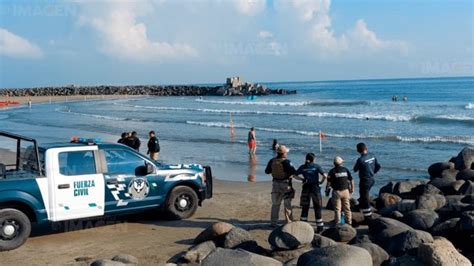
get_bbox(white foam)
[55,108,126,121]
[195,98,368,106]
[465,103,473,109]
[435,114,474,122]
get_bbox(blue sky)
[0,0,472,88]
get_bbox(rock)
[297,244,372,266]
[415,194,446,211]
[442,168,459,180]
[461,194,474,204]
[194,222,235,244]
[403,209,439,230]
[388,210,404,220]
[111,254,138,265]
[268,222,314,250]
[451,180,466,194]
[380,193,402,208]
[394,180,425,198]
[379,182,395,196]
[428,162,453,178]
[183,240,217,263]
[457,211,474,232]
[202,248,282,266]
[411,184,442,196]
[350,212,366,227]
[431,218,460,237]
[348,234,373,245]
[271,245,312,263]
[223,227,254,249]
[311,234,338,248]
[90,259,125,266]
[354,243,389,266]
[396,199,417,212]
[383,255,424,266]
[452,147,474,171]
[321,224,357,242]
[417,237,471,266]
[429,178,457,194]
[369,217,413,248]
[387,230,434,256]
[456,169,474,181]
[459,180,474,195]
[284,258,298,266]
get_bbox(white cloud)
[234,0,266,16]
[350,19,408,52]
[0,28,43,59]
[76,1,197,62]
[258,30,273,39]
[257,30,286,56]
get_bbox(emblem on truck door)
[128,178,150,200]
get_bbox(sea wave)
[55,108,127,121]
[195,98,369,107]
[117,103,411,122]
[186,120,474,145]
[465,103,474,109]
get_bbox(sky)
[0,0,473,88]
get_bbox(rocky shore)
[154,147,473,266]
[0,81,296,97]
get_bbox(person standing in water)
[353,142,381,221]
[248,127,257,155]
[293,153,327,232]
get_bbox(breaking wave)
[465,103,474,109]
[186,120,474,145]
[195,98,369,107]
[55,108,127,121]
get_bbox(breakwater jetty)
[0,77,296,97]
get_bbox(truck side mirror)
[135,162,154,176]
[146,162,154,175]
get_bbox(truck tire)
[166,186,198,220]
[0,208,31,251]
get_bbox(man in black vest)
[147,131,160,160]
[265,145,296,227]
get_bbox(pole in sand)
[319,130,322,154]
[230,113,235,140]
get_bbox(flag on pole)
[319,131,326,140]
[230,113,235,139]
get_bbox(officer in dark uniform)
[353,142,381,220]
[294,153,327,232]
[265,145,296,227]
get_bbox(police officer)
[265,145,296,227]
[147,131,160,160]
[327,156,354,225]
[353,143,381,220]
[294,153,327,232]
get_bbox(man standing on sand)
[353,142,381,221]
[293,153,327,232]
[265,145,296,227]
[327,156,354,226]
[147,131,160,160]
[248,127,256,155]
[118,132,128,144]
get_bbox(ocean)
[1,77,473,195]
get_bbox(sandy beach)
[0,180,339,265]
[0,95,138,106]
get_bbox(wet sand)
[0,179,339,265]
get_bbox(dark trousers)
[359,179,375,218]
[300,184,323,227]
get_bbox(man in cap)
[353,142,381,221]
[265,145,296,227]
[327,156,354,225]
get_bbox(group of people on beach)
[118,131,161,160]
[264,140,381,231]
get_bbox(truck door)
[48,146,105,221]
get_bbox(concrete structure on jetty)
[0,77,296,97]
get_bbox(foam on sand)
[195,98,369,107]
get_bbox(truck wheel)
[0,208,31,251]
[166,186,198,220]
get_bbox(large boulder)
[348,234,373,245]
[379,182,395,196]
[459,180,474,195]
[271,246,312,264]
[457,211,474,233]
[461,194,474,204]
[194,222,235,244]
[386,230,434,256]
[456,169,474,181]
[429,178,457,194]
[417,237,471,266]
[183,240,216,264]
[441,168,459,180]
[415,194,446,211]
[411,184,442,196]
[431,218,460,237]
[202,248,282,266]
[403,209,439,230]
[223,227,254,249]
[321,224,357,242]
[297,244,372,266]
[394,181,425,198]
[428,162,453,178]
[369,217,413,249]
[451,147,474,171]
[354,243,389,266]
[383,255,424,266]
[90,259,125,266]
[269,222,314,250]
[111,254,138,265]
[379,193,402,208]
[311,234,337,248]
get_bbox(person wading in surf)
[248,127,257,155]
